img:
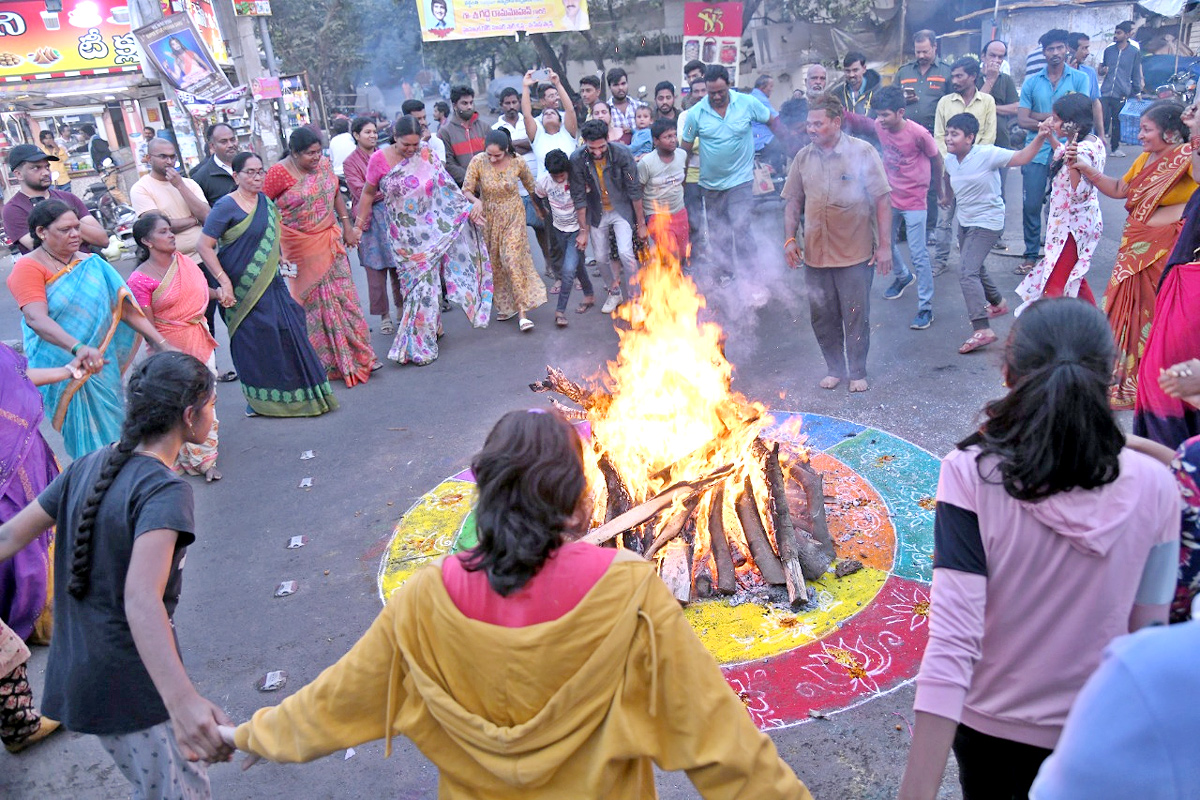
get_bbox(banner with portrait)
[415,0,590,42]
[682,2,743,86]
[134,12,231,100]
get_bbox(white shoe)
[601,291,622,314]
[1110,149,1127,158]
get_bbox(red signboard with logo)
[0,0,141,82]
[681,2,743,87]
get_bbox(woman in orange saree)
[263,128,378,387]
[1086,102,1197,409]
[128,213,223,481]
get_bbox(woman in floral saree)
[5,201,173,458]
[129,213,223,480]
[353,115,491,366]
[198,152,338,418]
[264,128,378,387]
[1082,101,1197,409]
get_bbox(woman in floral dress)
[1016,94,1104,313]
[263,128,378,387]
[352,116,491,365]
[462,129,547,331]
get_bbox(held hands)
[75,344,104,372]
[217,274,236,308]
[1036,118,1055,139]
[217,725,263,771]
[169,693,235,763]
[469,199,485,226]
[1160,359,1200,408]
[343,224,361,248]
[636,221,648,242]
[783,238,803,269]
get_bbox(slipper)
[987,300,1010,318]
[959,329,998,354]
[556,312,568,328]
[371,360,384,372]
[216,370,238,383]
[1014,261,1035,275]
[550,280,561,295]
[379,319,395,335]
[576,296,594,314]
[519,317,535,332]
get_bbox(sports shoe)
[883,273,915,300]
[601,289,623,314]
[910,309,933,330]
[1110,149,1127,158]
[931,261,950,277]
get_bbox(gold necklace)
[43,249,72,268]
[134,449,173,469]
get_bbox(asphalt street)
[2,150,1135,799]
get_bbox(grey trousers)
[97,720,211,800]
[957,226,1004,330]
[804,261,873,380]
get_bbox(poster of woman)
[134,12,232,100]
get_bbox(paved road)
[2,153,1134,799]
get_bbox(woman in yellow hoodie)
[220,408,811,799]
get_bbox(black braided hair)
[67,352,214,599]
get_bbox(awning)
[0,73,152,113]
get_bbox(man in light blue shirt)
[1015,28,1092,272]
[681,64,780,281]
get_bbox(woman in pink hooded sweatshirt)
[898,297,1182,800]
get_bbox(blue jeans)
[553,227,595,314]
[1021,161,1049,261]
[891,207,934,313]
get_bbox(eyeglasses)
[238,169,265,177]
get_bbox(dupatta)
[22,254,139,458]
[266,158,345,303]
[149,253,218,363]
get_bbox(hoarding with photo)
[0,0,140,81]
[134,11,231,100]
[416,0,590,42]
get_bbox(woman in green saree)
[197,153,337,417]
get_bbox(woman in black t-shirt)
[0,352,231,798]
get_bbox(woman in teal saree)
[6,201,171,458]
[197,152,337,417]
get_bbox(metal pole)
[259,16,279,75]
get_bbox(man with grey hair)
[894,30,951,242]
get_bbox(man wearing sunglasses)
[2,144,109,254]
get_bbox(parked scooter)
[1157,70,1197,105]
[84,166,137,240]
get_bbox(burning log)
[546,397,588,420]
[644,494,702,559]
[706,484,737,594]
[660,539,693,603]
[762,443,809,606]
[735,476,787,585]
[597,453,633,552]
[789,459,835,562]
[581,464,734,547]
[529,367,611,415]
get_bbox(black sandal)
[217,370,238,383]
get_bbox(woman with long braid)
[0,352,232,797]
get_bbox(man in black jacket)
[569,119,645,313]
[189,122,239,207]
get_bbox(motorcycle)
[84,166,137,241]
[1156,63,1200,105]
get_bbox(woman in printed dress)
[462,129,546,331]
[352,116,491,366]
[1016,93,1104,313]
[263,128,379,387]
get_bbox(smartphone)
[531,68,552,82]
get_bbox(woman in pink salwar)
[264,128,379,387]
[1016,94,1104,313]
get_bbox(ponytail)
[958,298,1124,502]
[67,352,214,598]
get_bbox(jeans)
[933,197,956,267]
[925,181,940,236]
[591,210,638,298]
[804,261,874,380]
[702,180,754,276]
[553,227,595,313]
[1101,95,1125,151]
[890,208,934,312]
[1021,161,1049,261]
[957,226,1003,329]
[683,181,705,266]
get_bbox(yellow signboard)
[416,0,589,42]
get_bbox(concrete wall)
[991,4,1140,84]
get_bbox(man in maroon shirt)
[2,145,108,254]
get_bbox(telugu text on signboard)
[0,0,140,81]
[416,0,590,42]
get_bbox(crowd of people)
[1,20,1200,800]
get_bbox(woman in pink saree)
[128,213,223,481]
[264,128,379,387]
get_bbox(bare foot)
[849,379,869,393]
[819,376,841,390]
[204,467,222,483]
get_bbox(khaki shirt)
[782,133,890,268]
[933,91,996,156]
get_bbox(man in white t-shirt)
[535,147,594,322]
[129,138,210,262]
[328,117,355,177]
[637,118,688,262]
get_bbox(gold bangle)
[785,237,797,247]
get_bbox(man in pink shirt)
[867,86,943,330]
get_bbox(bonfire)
[531,215,837,607]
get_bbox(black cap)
[7,143,57,169]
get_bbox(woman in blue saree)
[6,201,173,459]
[197,152,337,417]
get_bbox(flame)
[588,205,772,505]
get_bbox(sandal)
[1014,261,1035,275]
[216,370,238,383]
[371,360,384,372]
[958,329,998,354]
[519,317,535,332]
[576,296,595,314]
[986,300,1010,318]
[550,280,561,295]
[379,318,395,335]
[556,311,568,328]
